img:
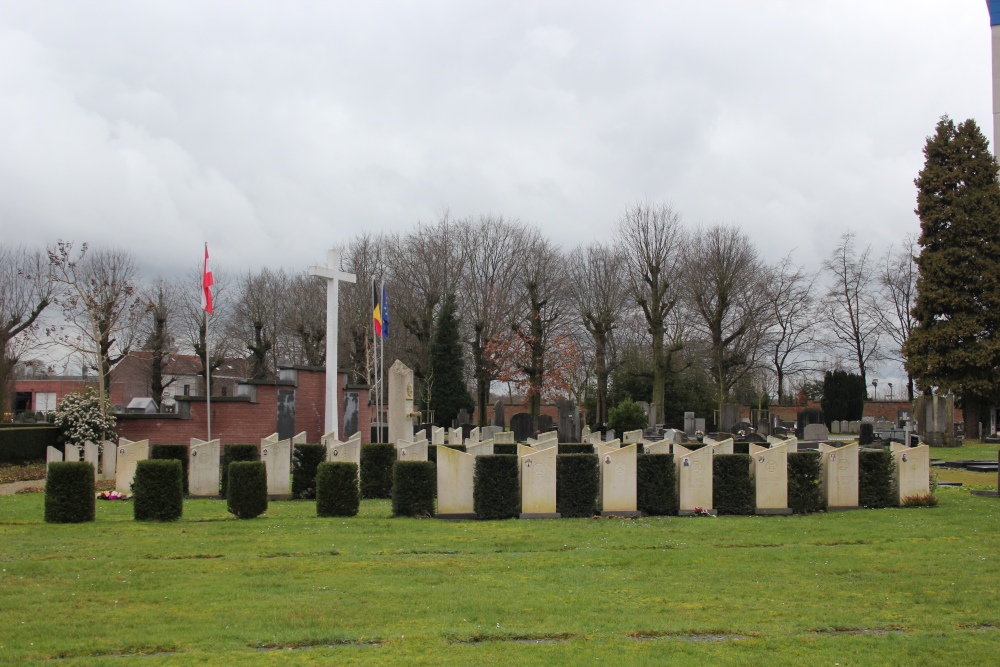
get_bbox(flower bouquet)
[97,490,129,500]
[691,507,713,517]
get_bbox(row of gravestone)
[830,420,864,434]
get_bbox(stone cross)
[309,249,357,438]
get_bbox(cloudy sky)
[0,1,992,280]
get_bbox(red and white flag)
[201,244,214,314]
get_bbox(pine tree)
[428,292,474,426]
[905,116,1000,423]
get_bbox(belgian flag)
[373,281,383,338]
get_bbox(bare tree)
[140,281,177,406]
[0,245,54,413]
[879,235,918,400]
[822,231,882,386]
[342,233,387,384]
[175,262,235,393]
[284,271,327,368]
[615,201,685,423]
[763,254,820,404]
[232,268,289,380]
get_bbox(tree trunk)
[594,335,608,424]
[650,322,664,424]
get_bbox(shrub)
[473,455,519,520]
[361,443,396,499]
[0,426,60,464]
[292,444,327,499]
[428,444,466,464]
[316,462,360,517]
[821,370,866,426]
[637,453,677,516]
[556,454,598,518]
[44,461,96,523]
[859,423,874,446]
[150,444,190,496]
[133,459,183,522]
[559,444,593,455]
[493,444,517,456]
[52,388,116,448]
[221,444,259,498]
[901,493,939,507]
[607,398,647,434]
[713,454,754,515]
[227,461,268,519]
[392,461,435,517]
[787,452,823,514]
[859,450,895,508]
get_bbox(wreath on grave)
[97,490,129,501]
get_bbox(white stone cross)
[309,249,356,438]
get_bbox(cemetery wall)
[473,402,559,427]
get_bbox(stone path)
[0,479,46,495]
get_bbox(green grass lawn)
[929,440,999,488]
[2,487,999,666]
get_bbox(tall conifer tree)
[428,292,474,426]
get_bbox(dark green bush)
[0,425,60,464]
[133,459,183,522]
[428,444,466,464]
[859,450,895,508]
[221,444,259,498]
[559,444,593,455]
[150,444,189,495]
[556,454,598,518]
[316,462,360,517]
[607,398,647,434]
[821,370,866,425]
[473,455,519,520]
[44,461,95,523]
[788,452,823,514]
[392,460,435,517]
[638,453,677,516]
[713,454,754,515]
[493,444,517,456]
[361,443,396,499]
[227,461,268,519]
[292,444,327,499]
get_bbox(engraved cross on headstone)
[309,249,356,438]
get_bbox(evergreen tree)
[905,116,1000,424]
[820,370,865,425]
[428,292,474,426]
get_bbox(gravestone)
[115,439,150,494]
[803,423,829,441]
[292,431,308,445]
[493,431,515,444]
[388,360,415,444]
[830,420,841,434]
[684,412,696,436]
[848,420,860,434]
[796,408,825,438]
[894,444,931,502]
[276,388,296,441]
[414,429,427,443]
[661,429,685,445]
[534,430,558,446]
[838,420,848,434]
[46,446,62,470]
[537,414,554,434]
[510,413,533,442]
[320,430,339,446]
[343,391,360,438]
[644,440,671,455]
[675,444,714,514]
[467,426,481,444]
[466,440,494,457]
[914,394,955,447]
[461,424,475,442]
[437,446,475,519]
[707,437,734,455]
[604,429,616,442]
[101,439,118,480]
[431,427,445,445]
[752,442,791,514]
[83,441,100,480]
[695,418,706,434]
[602,438,621,449]
[520,444,559,518]
[456,409,470,426]
[598,444,639,516]
[492,400,505,427]
[395,438,428,462]
[327,437,361,472]
[586,432,604,445]
[581,425,591,441]
[557,398,578,443]
[482,425,503,442]
[818,442,859,510]
[720,403,741,432]
[623,429,643,444]
[261,438,292,499]
[63,443,81,462]
[189,438,221,497]
[448,427,463,445]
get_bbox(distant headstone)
[116,439,150,494]
[482,425,503,442]
[437,446,475,519]
[752,443,791,514]
[396,439,429,462]
[796,408,825,439]
[431,426,445,445]
[493,431,515,444]
[675,444,714,514]
[720,403,741,432]
[707,438,734,455]
[661,428,685,445]
[466,441,494,457]
[644,441,671,455]
[586,432,603,445]
[830,420,841,434]
[417,424,434,442]
[914,394,955,447]
[803,423,829,441]
[493,400,505,427]
[604,429,616,442]
[848,420,860,434]
[83,441,100,481]
[818,443,858,510]
[695,418,706,434]
[537,414,554,434]
[46,445,62,470]
[894,445,930,502]
[261,438,292,499]
[510,413,533,442]
[343,391,360,438]
[62,443,81,462]
[448,427,463,445]
[520,444,559,518]
[276,389,296,441]
[100,440,117,480]
[623,429,643,444]
[684,412,696,436]
[189,439,221,497]
[598,444,638,516]
[457,408,470,426]
[839,420,849,434]
[581,425,591,441]
[557,398,577,443]
[388,360,415,444]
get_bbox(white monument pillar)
[309,249,357,439]
[992,1,1000,152]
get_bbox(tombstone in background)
[601,438,621,449]
[720,403,741,432]
[557,398,578,443]
[661,429,685,445]
[388,360,416,444]
[604,428,616,442]
[796,408,825,439]
[100,440,118,480]
[437,446,475,519]
[536,414,554,434]
[115,439,150,494]
[414,428,427,443]
[586,432,603,445]
[830,420,841,434]
[482,425,502,442]
[510,413,533,442]
[644,440,671,455]
[675,444,714,514]
[448,427,463,445]
[707,437,734,455]
[431,427,445,445]
[83,441,100,480]
[63,443,82,462]
[466,440,494,457]
[694,418,706,434]
[493,431,515,444]
[456,408,470,427]
[848,420,861,434]
[261,438,292,499]
[597,443,639,516]
[684,412,696,436]
[276,388,296,441]
[894,445,931,502]
[46,446,62,470]
[493,400,506,427]
[914,394,955,447]
[396,438,429,462]
[343,391,360,438]
[752,443,791,515]
[859,422,874,445]
[292,431,308,445]
[189,438,222,497]
[581,425,591,441]
[520,444,559,519]
[818,442,859,510]
[803,423,829,441]
[623,429,643,444]
[467,426,481,444]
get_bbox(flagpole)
[380,280,385,442]
[205,242,212,441]
[372,276,378,443]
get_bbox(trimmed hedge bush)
[493,444,517,456]
[44,461,96,523]
[292,444,327,499]
[316,462,360,517]
[559,444,593,455]
[859,450,895,508]
[473,455,519,520]
[713,454,754,515]
[133,459,184,522]
[428,444,466,464]
[637,453,677,516]
[361,444,396,499]
[392,460,435,517]
[788,452,823,514]
[0,425,60,464]
[556,454,598,518]
[221,444,259,498]
[227,461,268,519]
[150,444,190,495]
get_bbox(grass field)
[2,477,999,666]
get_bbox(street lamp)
[887,382,893,402]
[871,378,878,400]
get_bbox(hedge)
[559,444,593,455]
[787,452,823,514]
[392,460,435,517]
[859,450,895,508]
[292,444,327,499]
[637,453,677,516]
[428,444,466,464]
[221,444,259,498]
[316,462,360,517]
[44,461,95,523]
[361,444,396,499]
[0,425,60,464]
[493,444,517,456]
[713,454,754,515]
[556,454,598,518]
[473,455,519,520]
[227,461,268,519]
[133,459,184,522]
[150,444,190,496]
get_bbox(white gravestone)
[448,427,463,445]
[46,446,62,470]
[388,360,415,444]
[581,425,591,441]
[414,429,427,443]
[468,427,481,444]
[587,432,603,445]
[644,440,671,455]
[520,443,559,518]
[818,443,859,510]
[261,438,292,499]
[292,431,308,444]
[63,443,81,462]
[493,431,514,444]
[661,429,685,445]
[707,438,734,455]
[602,438,621,449]
[675,444,714,514]
[100,440,118,480]
[599,444,639,516]
[437,446,475,519]
[465,440,494,457]
[623,429,643,444]
[752,442,791,515]
[894,445,930,502]
[320,431,340,447]
[396,438,428,462]
[431,427,445,445]
[83,441,100,481]
[482,426,503,442]
[803,423,829,441]
[115,439,150,494]
[189,438,221,497]
[327,437,361,485]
